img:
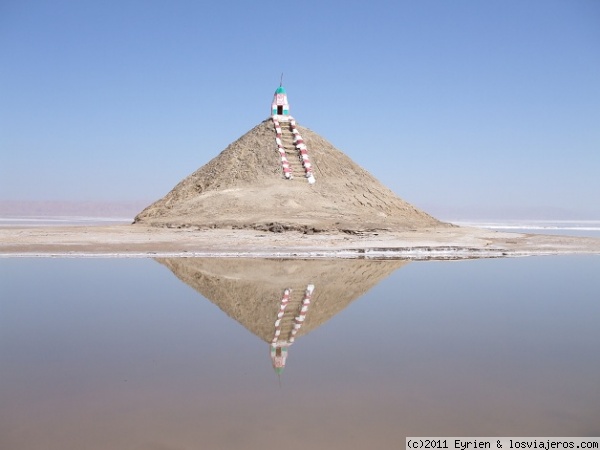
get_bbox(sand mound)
[134,119,443,232]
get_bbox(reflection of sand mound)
[156,258,408,342]
[135,120,442,232]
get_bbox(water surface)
[1,256,599,449]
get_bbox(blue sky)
[1,0,599,219]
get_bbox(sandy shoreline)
[2,224,600,259]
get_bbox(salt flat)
[2,224,599,259]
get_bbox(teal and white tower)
[271,85,290,116]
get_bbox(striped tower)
[271,86,290,117]
[270,84,316,183]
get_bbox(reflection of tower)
[270,285,314,374]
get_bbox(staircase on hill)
[278,121,308,183]
[273,116,315,183]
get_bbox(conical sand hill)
[134,118,443,232]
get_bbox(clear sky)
[1,0,599,219]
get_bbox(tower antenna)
[280,72,283,87]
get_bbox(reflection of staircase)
[284,284,310,343]
[270,284,314,373]
[272,284,314,346]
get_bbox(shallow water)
[1,256,599,449]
